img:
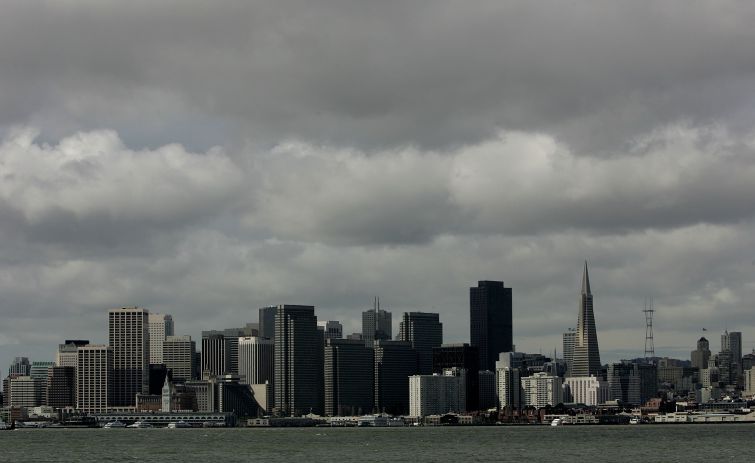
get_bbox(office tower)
[148,313,174,364]
[562,376,609,406]
[478,370,496,410]
[202,334,232,377]
[238,336,274,385]
[495,361,522,410]
[46,366,76,408]
[324,338,374,416]
[274,305,323,416]
[409,372,465,417]
[322,321,343,340]
[571,262,602,377]
[470,281,513,371]
[721,330,743,384]
[638,363,658,404]
[77,345,113,413]
[742,351,755,371]
[432,344,480,411]
[9,376,45,408]
[56,340,89,368]
[8,357,31,376]
[30,361,54,381]
[715,350,733,386]
[259,306,277,340]
[562,330,576,376]
[398,312,443,375]
[607,362,641,405]
[521,372,563,408]
[373,340,418,415]
[108,307,149,407]
[691,337,711,370]
[164,335,197,383]
[362,298,392,348]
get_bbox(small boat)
[103,420,127,428]
[167,421,192,429]
[127,421,153,428]
[550,418,564,426]
[629,418,640,425]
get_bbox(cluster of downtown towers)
[4,264,603,418]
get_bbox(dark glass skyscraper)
[470,281,513,371]
[324,338,374,416]
[258,306,277,340]
[398,312,443,375]
[373,340,417,415]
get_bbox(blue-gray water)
[3,425,753,462]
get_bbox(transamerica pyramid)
[571,261,602,377]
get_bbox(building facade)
[46,366,76,409]
[238,336,274,385]
[362,299,392,348]
[563,376,609,406]
[163,335,196,383]
[374,340,417,415]
[470,281,513,371]
[521,373,563,408]
[108,307,150,407]
[258,306,277,340]
[432,343,480,411]
[148,313,174,364]
[324,338,374,416]
[398,312,443,375]
[607,362,641,405]
[77,345,113,413]
[409,373,465,417]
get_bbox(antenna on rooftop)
[643,297,655,359]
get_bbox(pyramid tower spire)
[571,260,601,377]
[581,260,591,295]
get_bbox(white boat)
[629,418,640,425]
[127,421,153,428]
[103,420,127,428]
[167,421,192,429]
[550,418,564,426]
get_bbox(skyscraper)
[324,338,374,416]
[238,336,274,385]
[323,321,343,340]
[274,305,323,416]
[607,362,641,405]
[571,262,601,377]
[432,344,480,411]
[398,312,443,375]
[56,340,89,368]
[562,330,576,376]
[373,340,417,415]
[259,306,277,340]
[202,328,245,376]
[8,357,30,376]
[46,366,76,409]
[691,337,711,370]
[470,281,513,371]
[164,335,197,382]
[721,330,743,384]
[148,313,174,364]
[362,298,392,348]
[202,334,232,377]
[108,307,149,407]
[77,344,113,413]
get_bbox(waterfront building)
[470,281,513,371]
[202,328,245,376]
[478,370,496,410]
[274,305,323,416]
[9,376,45,408]
[571,262,601,377]
[521,372,563,408]
[563,376,609,406]
[164,335,196,382]
[409,372,465,417]
[432,343,480,411]
[374,340,417,415]
[184,379,215,412]
[362,298,392,348]
[46,366,76,408]
[238,336,274,385]
[77,345,113,413]
[607,362,641,405]
[691,337,711,370]
[495,362,522,410]
[148,313,174,364]
[398,312,443,375]
[109,307,150,407]
[562,330,576,376]
[258,306,277,340]
[324,338,374,416]
[744,368,755,397]
[216,375,257,417]
[8,357,30,376]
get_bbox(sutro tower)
[643,298,655,359]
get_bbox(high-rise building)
[8,357,30,377]
[362,298,392,348]
[108,307,150,407]
[9,376,45,408]
[202,334,232,377]
[216,375,258,417]
[432,344,480,411]
[409,372,466,417]
[274,305,323,416]
[398,312,443,375]
[721,330,743,384]
[163,335,196,383]
[56,340,89,368]
[470,281,513,371]
[373,340,417,415]
[238,336,274,385]
[259,306,277,340]
[607,362,641,406]
[571,262,601,377]
[691,337,711,370]
[562,330,576,376]
[30,361,54,382]
[478,370,497,410]
[638,363,659,403]
[562,376,609,406]
[202,328,245,376]
[521,372,563,408]
[148,313,174,364]
[77,345,113,413]
[495,362,522,410]
[321,321,343,340]
[46,366,76,409]
[324,338,374,416]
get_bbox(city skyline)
[3,1,755,381]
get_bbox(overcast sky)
[3,1,755,372]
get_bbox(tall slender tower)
[571,262,601,377]
[108,307,149,407]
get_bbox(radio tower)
[643,297,655,359]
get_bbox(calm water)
[2,424,753,462]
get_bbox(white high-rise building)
[148,313,174,364]
[563,376,609,406]
[238,336,274,385]
[495,366,522,410]
[109,307,149,407]
[744,368,755,397]
[409,372,465,417]
[521,372,563,408]
[77,345,113,413]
